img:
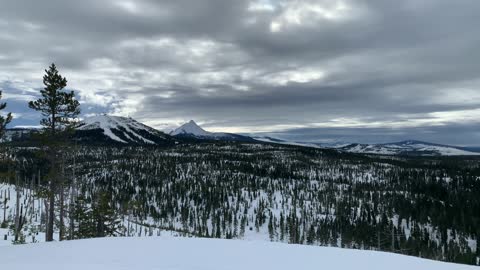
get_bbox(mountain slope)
[76,115,175,145]
[0,128,37,143]
[2,236,476,270]
[338,140,480,156]
[255,136,480,156]
[170,120,256,142]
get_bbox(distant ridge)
[339,140,480,156]
[1,117,257,145]
[254,136,480,156]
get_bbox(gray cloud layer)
[0,0,479,145]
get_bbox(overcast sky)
[0,0,479,145]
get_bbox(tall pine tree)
[28,63,80,242]
[28,63,80,134]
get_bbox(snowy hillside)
[338,140,480,156]
[255,137,480,156]
[0,128,37,143]
[170,120,256,142]
[2,236,477,270]
[76,115,175,145]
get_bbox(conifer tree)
[28,63,80,242]
[92,192,121,237]
[28,63,80,134]
[0,91,12,139]
[72,195,95,239]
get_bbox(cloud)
[0,0,479,144]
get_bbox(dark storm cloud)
[0,0,479,144]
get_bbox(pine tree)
[306,225,316,244]
[0,91,12,139]
[72,195,95,239]
[28,64,80,134]
[72,193,121,239]
[92,192,121,237]
[268,211,274,241]
[28,63,80,242]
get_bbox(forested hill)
[1,143,479,265]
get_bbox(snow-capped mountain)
[170,120,212,137]
[170,120,256,142]
[75,115,175,145]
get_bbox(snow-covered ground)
[0,236,476,270]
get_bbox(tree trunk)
[59,185,64,241]
[3,190,6,222]
[14,205,24,242]
[59,155,65,241]
[37,171,41,223]
[46,179,55,242]
[69,149,76,240]
[377,229,381,250]
[46,113,56,242]
[14,176,20,242]
[43,199,48,237]
[30,174,34,223]
[391,223,395,252]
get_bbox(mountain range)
[2,116,256,146]
[3,115,479,156]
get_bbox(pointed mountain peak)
[170,120,211,136]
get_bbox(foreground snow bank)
[1,236,476,270]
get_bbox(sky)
[0,0,479,145]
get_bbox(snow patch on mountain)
[170,120,213,137]
[170,120,255,142]
[77,115,169,145]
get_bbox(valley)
[1,142,479,265]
